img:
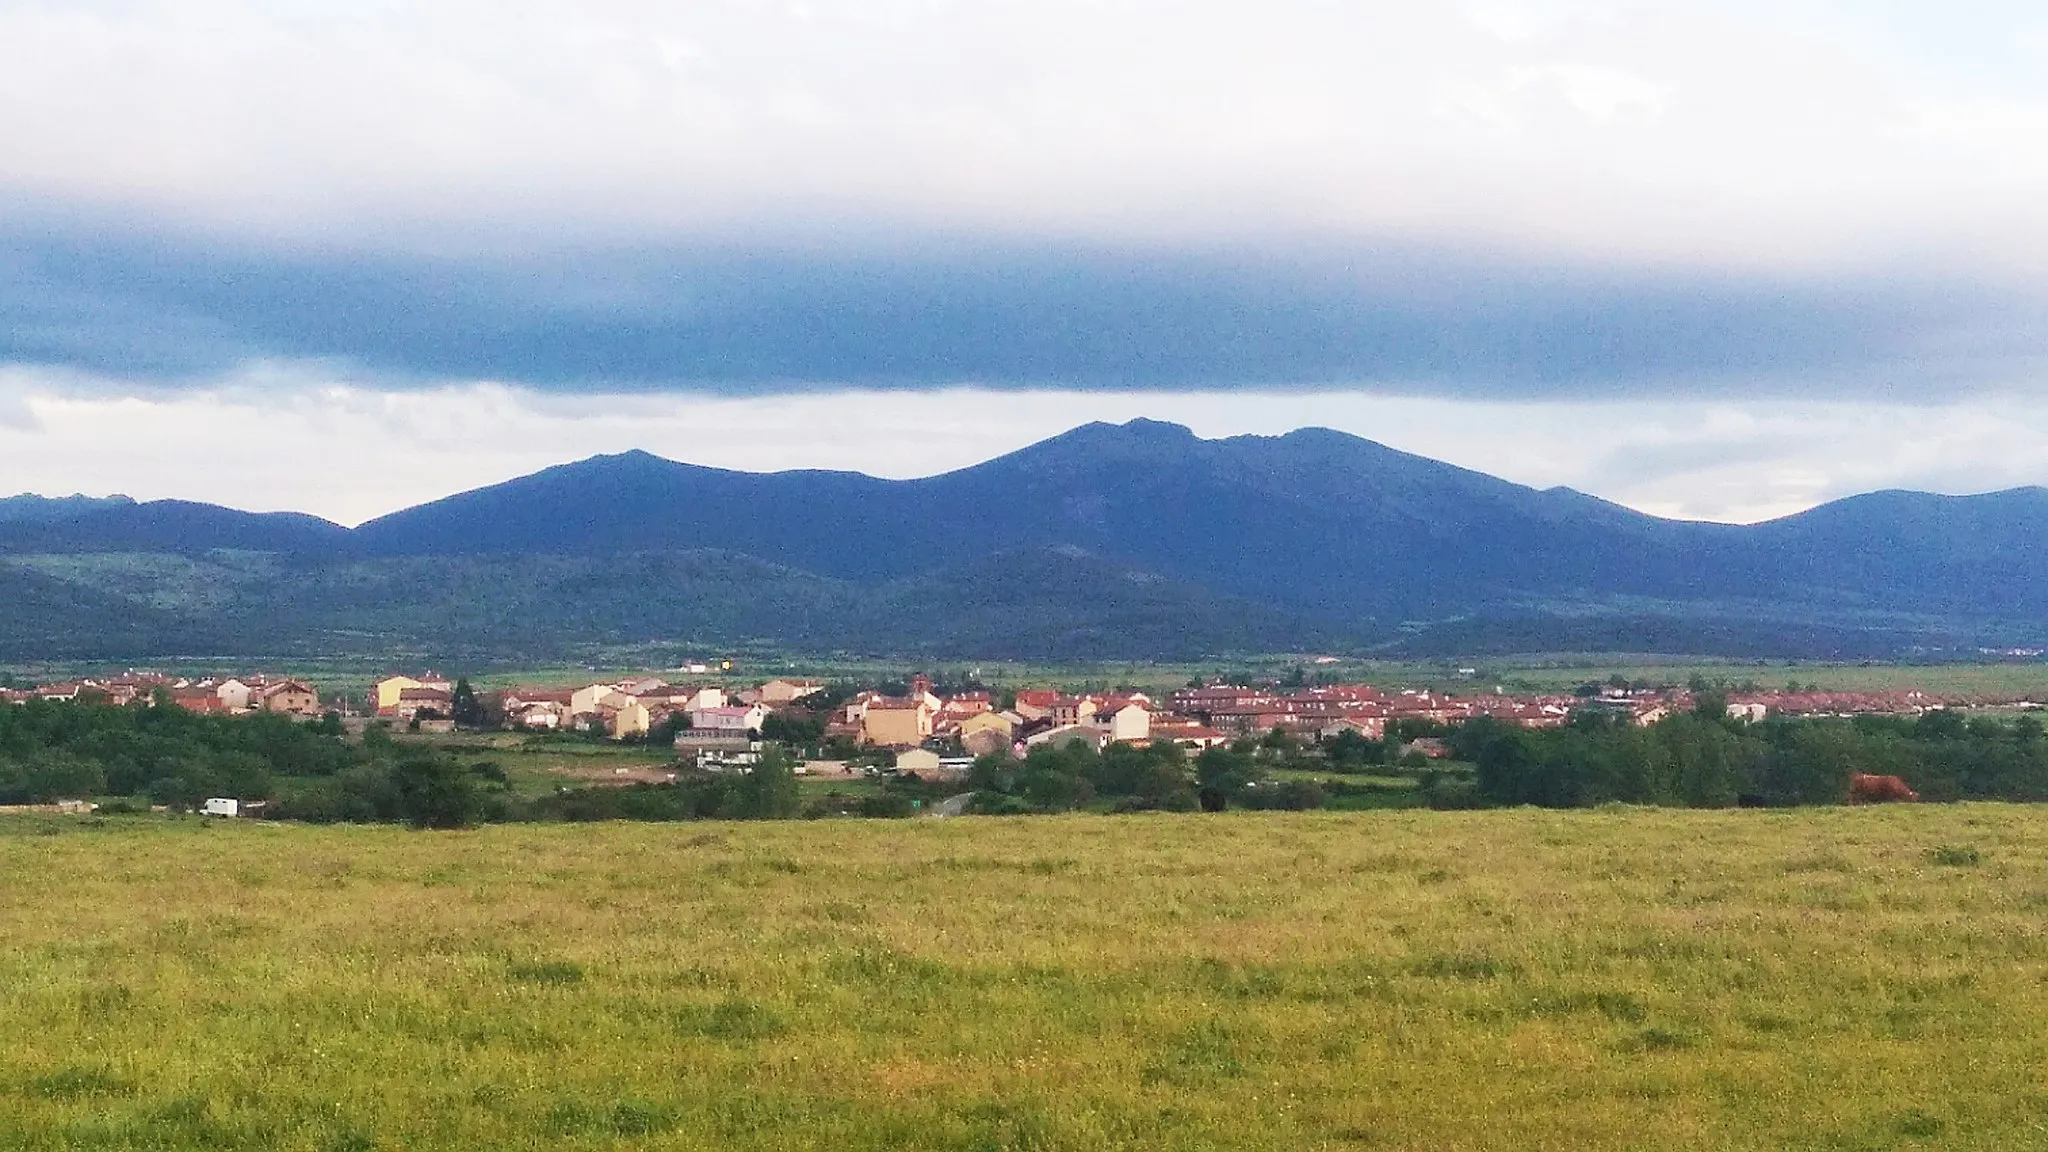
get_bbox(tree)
[390,753,481,830]
[733,748,802,820]
[761,709,824,747]
[1019,761,1093,811]
[450,679,484,728]
[1691,687,1730,724]
[1324,729,1382,770]
[967,751,1020,794]
[1261,727,1301,755]
[1195,746,1260,797]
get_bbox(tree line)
[1452,703,2048,808]
[0,697,876,828]
[8,695,2046,828]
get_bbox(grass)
[4,808,2048,1149]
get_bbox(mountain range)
[2,419,2043,663]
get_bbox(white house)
[675,686,728,712]
[691,703,770,733]
[515,704,563,731]
[215,679,254,712]
[1091,702,1152,744]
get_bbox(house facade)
[259,680,322,718]
[860,700,932,747]
[691,703,770,733]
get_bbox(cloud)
[4,220,2044,400]
[1,2,2045,404]
[0,365,2042,527]
[0,380,40,433]
[0,1,2044,262]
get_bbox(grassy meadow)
[4,808,2048,1150]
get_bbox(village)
[5,666,2033,775]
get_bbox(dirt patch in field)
[547,765,680,787]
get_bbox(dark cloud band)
[2,212,2039,398]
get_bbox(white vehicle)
[201,798,240,818]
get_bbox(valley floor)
[2,808,2045,1150]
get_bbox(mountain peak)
[1055,418,1197,444]
[575,448,677,470]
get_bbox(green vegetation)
[1458,707,2048,808]
[20,694,2047,829]
[0,700,925,826]
[0,698,356,810]
[4,808,2048,1149]
[0,698,501,828]
[0,543,1313,664]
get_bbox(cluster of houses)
[828,675,1164,757]
[0,672,323,717]
[824,680,1643,758]
[456,675,826,740]
[8,670,2038,763]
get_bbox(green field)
[5,808,2047,1150]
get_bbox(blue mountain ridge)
[2,420,2043,658]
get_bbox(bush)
[1242,780,1327,811]
[855,794,917,818]
[1272,779,1327,810]
[969,792,1036,816]
[390,754,481,830]
[1424,776,1487,810]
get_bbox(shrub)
[855,794,916,818]
[390,754,481,830]
[1423,777,1487,810]
[969,793,1035,816]
[1268,779,1326,810]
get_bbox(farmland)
[5,808,2048,1150]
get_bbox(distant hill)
[0,563,215,660]
[0,500,348,555]
[0,493,135,524]
[1,421,2043,661]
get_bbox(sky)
[2,0,2045,524]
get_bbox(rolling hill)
[0,420,2042,661]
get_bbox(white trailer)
[202,798,240,818]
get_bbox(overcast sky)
[2,0,2045,523]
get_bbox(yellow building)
[759,679,825,704]
[609,702,652,741]
[860,701,931,748]
[375,674,452,715]
[374,676,424,713]
[958,711,1015,744]
[960,721,1015,758]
